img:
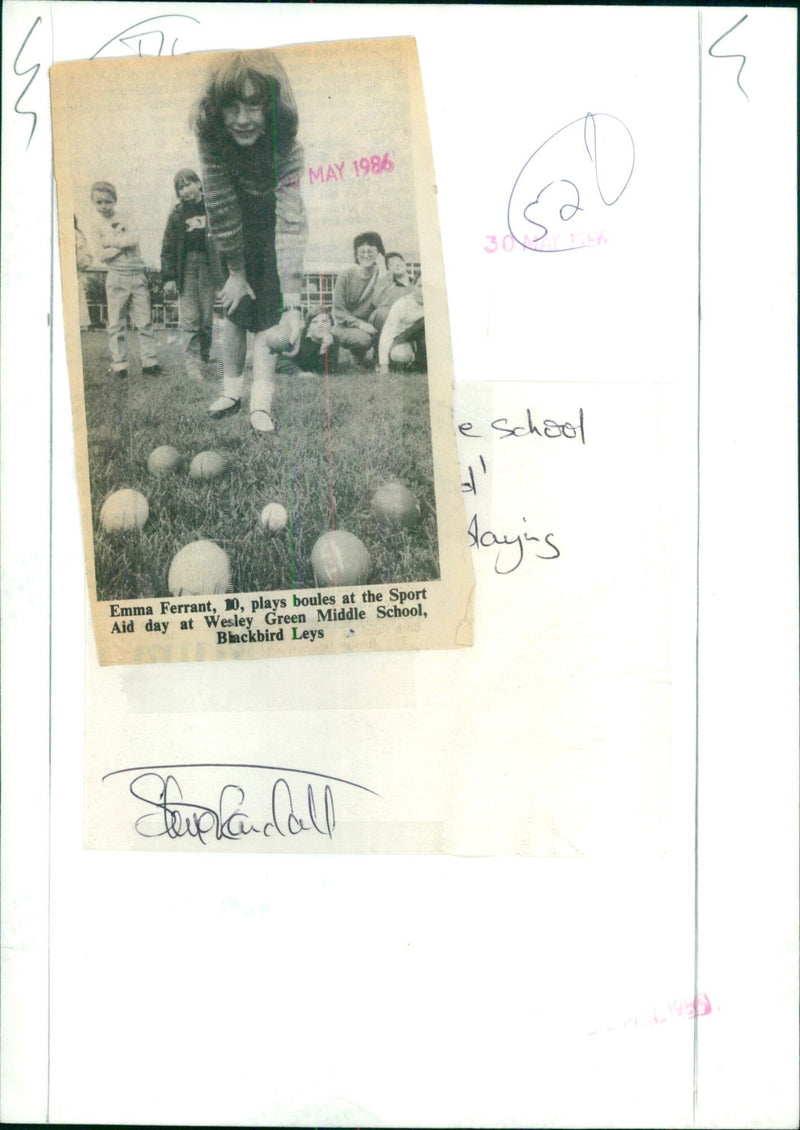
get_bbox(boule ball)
[260,502,289,532]
[168,540,232,596]
[147,445,181,475]
[99,488,149,533]
[371,482,421,529]
[189,450,228,481]
[311,530,372,587]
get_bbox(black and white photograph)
[52,38,473,664]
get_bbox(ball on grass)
[311,530,372,588]
[371,482,421,529]
[147,445,181,475]
[189,451,228,481]
[99,489,149,533]
[260,502,288,532]
[168,540,232,596]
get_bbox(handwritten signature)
[103,763,380,845]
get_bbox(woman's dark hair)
[352,231,386,262]
[192,51,298,154]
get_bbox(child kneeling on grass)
[252,307,338,383]
[376,276,425,375]
[192,50,308,434]
[286,306,339,375]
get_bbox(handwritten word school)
[458,407,586,444]
[308,152,395,185]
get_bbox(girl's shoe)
[207,395,241,418]
[250,409,275,434]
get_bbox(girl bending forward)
[193,51,308,433]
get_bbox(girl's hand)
[358,320,378,336]
[279,308,303,357]
[221,272,255,315]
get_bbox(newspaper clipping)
[51,38,473,666]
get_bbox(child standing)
[74,215,92,329]
[192,51,308,434]
[88,181,159,377]
[160,169,215,380]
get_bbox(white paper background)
[2,4,797,1127]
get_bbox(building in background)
[83,258,421,328]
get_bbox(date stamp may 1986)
[308,152,395,185]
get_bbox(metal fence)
[82,263,420,328]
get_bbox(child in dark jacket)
[160,168,214,379]
[294,306,338,374]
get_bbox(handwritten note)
[507,112,635,253]
[458,406,585,573]
[444,379,675,856]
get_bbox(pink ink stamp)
[308,152,395,185]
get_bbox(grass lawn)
[81,324,440,600]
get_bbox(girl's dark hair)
[174,168,201,195]
[385,251,405,262]
[353,231,386,261]
[192,51,299,154]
